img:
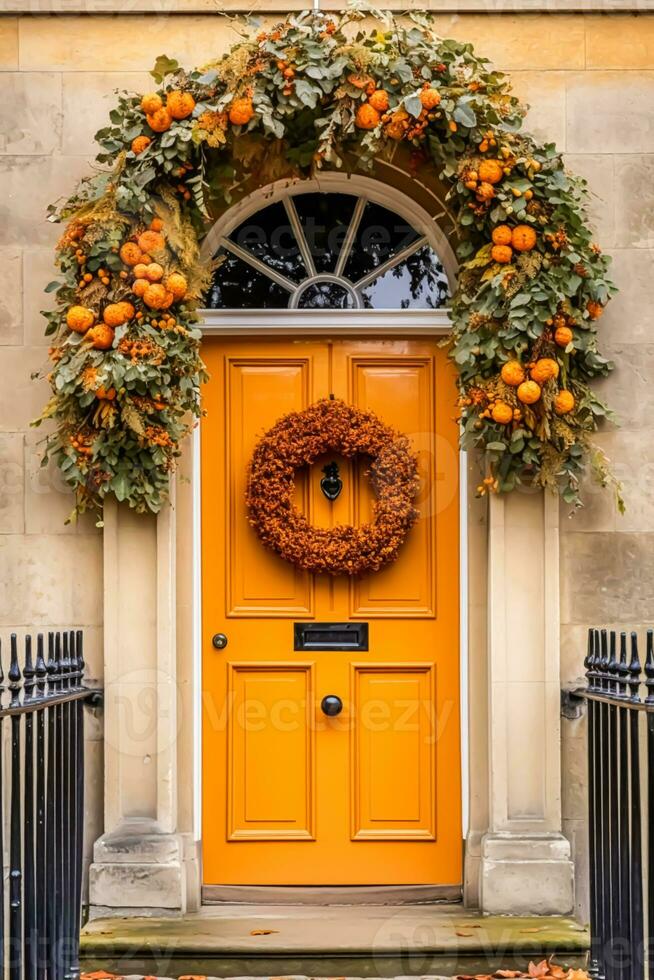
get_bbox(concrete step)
[81,904,589,978]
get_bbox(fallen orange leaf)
[456,930,475,937]
[250,928,279,936]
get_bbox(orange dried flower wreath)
[246,399,420,576]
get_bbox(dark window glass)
[360,245,450,309]
[229,201,306,283]
[207,251,290,309]
[343,201,420,283]
[293,193,357,273]
[296,281,355,310]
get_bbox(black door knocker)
[320,461,342,501]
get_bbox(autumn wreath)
[246,399,419,576]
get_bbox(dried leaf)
[249,928,279,936]
[529,960,551,977]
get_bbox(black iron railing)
[580,628,654,980]
[0,631,93,980]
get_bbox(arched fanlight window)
[206,192,450,311]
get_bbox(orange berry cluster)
[117,337,165,364]
[144,425,174,448]
[69,431,94,457]
[355,83,442,140]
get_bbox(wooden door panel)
[350,664,436,841]
[337,353,437,618]
[227,662,315,840]
[224,355,316,617]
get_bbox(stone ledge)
[0,0,653,12]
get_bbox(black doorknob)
[212,633,228,650]
[321,695,343,717]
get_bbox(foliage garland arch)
[35,6,621,520]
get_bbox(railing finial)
[644,628,654,705]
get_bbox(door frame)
[191,317,470,885]
[92,173,571,915]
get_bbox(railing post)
[24,635,37,980]
[627,633,644,980]
[35,636,47,980]
[0,640,5,980]
[644,630,654,980]
[586,629,602,979]
[9,635,22,980]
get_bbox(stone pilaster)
[480,491,574,915]
[89,493,194,914]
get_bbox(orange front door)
[201,337,461,886]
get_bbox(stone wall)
[0,7,651,913]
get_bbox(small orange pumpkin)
[119,242,143,267]
[86,323,115,350]
[146,108,173,133]
[143,283,169,310]
[530,358,560,385]
[228,98,255,127]
[368,90,390,113]
[500,360,526,387]
[478,159,504,185]
[419,87,441,110]
[492,225,512,246]
[166,90,196,120]
[475,182,495,202]
[165,272,187,300]
[491,402,513,425]
[491,244,513,264]
[140,93,163,114]
[66,306,95,333]
[555,325,574,348]
[137,230,166,254]
[555,390,575,415]
[103,302,133,328]
[517,380,542,405]
[355,103,381,130]
[511,224,537,252]
[131,135,151,155]
[144,263,165,283]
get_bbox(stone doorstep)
[81,904,589,979]
[113,976,455,980]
